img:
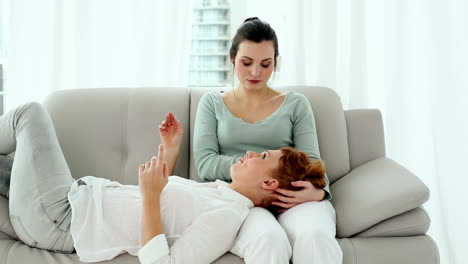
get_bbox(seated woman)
[0,102,326,264]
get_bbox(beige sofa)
[0,86,439,264]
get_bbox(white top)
[68,176,253,263]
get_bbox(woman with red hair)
[0,103,326,263]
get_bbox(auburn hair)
[273,147,327,190]
[261,147,327,214]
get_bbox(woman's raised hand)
[139,144,169,200]
[159,112,184,150]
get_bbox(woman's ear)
[261,178,279,190]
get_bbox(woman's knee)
[278,201,337,239]
[257,226,290,246]
[21,102,43,112]
[242,208,289,240]
[17,102,47,119]
[232,207,292,259]
[14,102,54,131]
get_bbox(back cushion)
[43,88,191,185]
[189,86,350,183]
[189,87,212,182]
[288,86,350,182]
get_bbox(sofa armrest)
[345,109,386,169]
[331,157,430,238]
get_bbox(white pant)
[231,200,343,264]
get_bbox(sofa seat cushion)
[354,207,430,237]
[338,236,439,264]
[0,236,439,264]
[331,157,430,237]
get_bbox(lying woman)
[0,102,326,263]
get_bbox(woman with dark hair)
[0,103,326,263]
[194,17,343,263]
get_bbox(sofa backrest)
[43,88,191,184]
[189,86,351,183]
[44,86,352,185]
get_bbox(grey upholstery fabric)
[283,86,351,183]
[354,207,430,238]
[0,87,439,264]
[331,157,430,237]
[345,109,386,169]
[338,236,439,264]
[43,88,191,184]
[189,86,207,182]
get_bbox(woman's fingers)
[291,181,312,188]
[169,112,182,129]
[163,162,168,178]
[150,156,157,169]
[157,144,165,169]
[159,120,167,133]
[160,112,183,133]
[165,112,169,124]
[272,193,298,204]
[274,188,295,197]
[169,112,175,126]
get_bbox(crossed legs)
[0,102,74,252]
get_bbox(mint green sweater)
[193,91,331,200]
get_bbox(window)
[0,65,3,115]
[0,0,9,115]
[190,0,231,87]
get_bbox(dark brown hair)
[229,17,279,67]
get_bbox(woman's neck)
[234,84,276,104]
[228,183,262,206]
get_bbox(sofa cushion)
[43,88,191,184]
[189,87,209,182]
[286,86,350,183]
[345,109,386,169]
[0,237,438,264]
[331,157,430,238]
[354,207,430,237]
[338,236,439,264]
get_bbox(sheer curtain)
[3,1,467,263]
[5,0,192,110]
[246,0,467,263]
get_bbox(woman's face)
[230,149,282,184]
[233,40,275,91]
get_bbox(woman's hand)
[271,181,325,212]
[159,112,183,151]
[139,144,169,201]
